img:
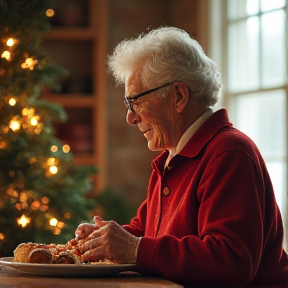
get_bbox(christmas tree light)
[1,50,10,60]
[0,0,98,257]
[17,215,31,228]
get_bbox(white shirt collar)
[165,108,213,166]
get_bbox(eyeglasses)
[124,81,174,113]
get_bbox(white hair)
[107,26,222,107]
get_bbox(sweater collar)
[151,109,232,172]
[168,108,214,157]
[179,108,232,158]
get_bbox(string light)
[0,233,4,240]
[47,157,57,166]
[62,144,70,153]
[64,212,71,219]
[46,9,55,17]
[41,196,50,204]
[57,221,65,228]
[8,98,17,106]
[9,117,21,131]
[6,38,15,47]
[31,200,40,210]
[50,217,64,235]
[2,126,9,133]
[22,107,34,117]
[49,166,58,174]
[51,145,58,152]
[17,215,31,228]
[34,123,43,134]
[9,170,15,177]
[29,157,37,164]
[45,157,59,176]
[2,38,17,61]
[52,227,61,235]
[6,187,19,198]
[30,116,39,126]
[50,218,58,226]
[1,51,11,60]
[19,191,27,203]
[20,107,43,134]
[21,57,38,70]
[0,141,6,149]
[40,204,48,212]
[0,68,6,76]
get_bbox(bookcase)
[42,0,108,193]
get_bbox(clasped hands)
[75,215,141,264]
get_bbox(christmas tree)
[0,0,98,257]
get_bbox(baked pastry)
[13,239,120,264]
[13,239,82,264]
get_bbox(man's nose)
[126,110,141,125]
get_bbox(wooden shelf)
[44,28,97,41]
[72,153,99,165]
[42,94,96,108]
[42,0,108,193]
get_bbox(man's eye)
[131,99,141,106]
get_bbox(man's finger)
[82,246,105,262]
[81,233,103,251]
[93,215,107,228]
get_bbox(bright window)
[210,0,287,240]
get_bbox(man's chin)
[147,142,164,152]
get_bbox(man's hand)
[80,217,141,263]
[74,215,103,239]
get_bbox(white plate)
[0,257,137,277]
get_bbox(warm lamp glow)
[17,215,31,227]
[0,233,4,240]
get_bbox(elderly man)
[75,27,288,287]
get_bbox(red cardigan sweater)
[123,109,288,287]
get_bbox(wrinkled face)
[125,74,180,151]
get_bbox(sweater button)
[163,186,170,196]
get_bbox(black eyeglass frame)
[124,81,174,113]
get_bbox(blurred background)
[42,0,288,244]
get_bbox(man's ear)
[173,82,189,113]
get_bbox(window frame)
[208,0,288,245]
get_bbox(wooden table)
[0,265,183,288]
